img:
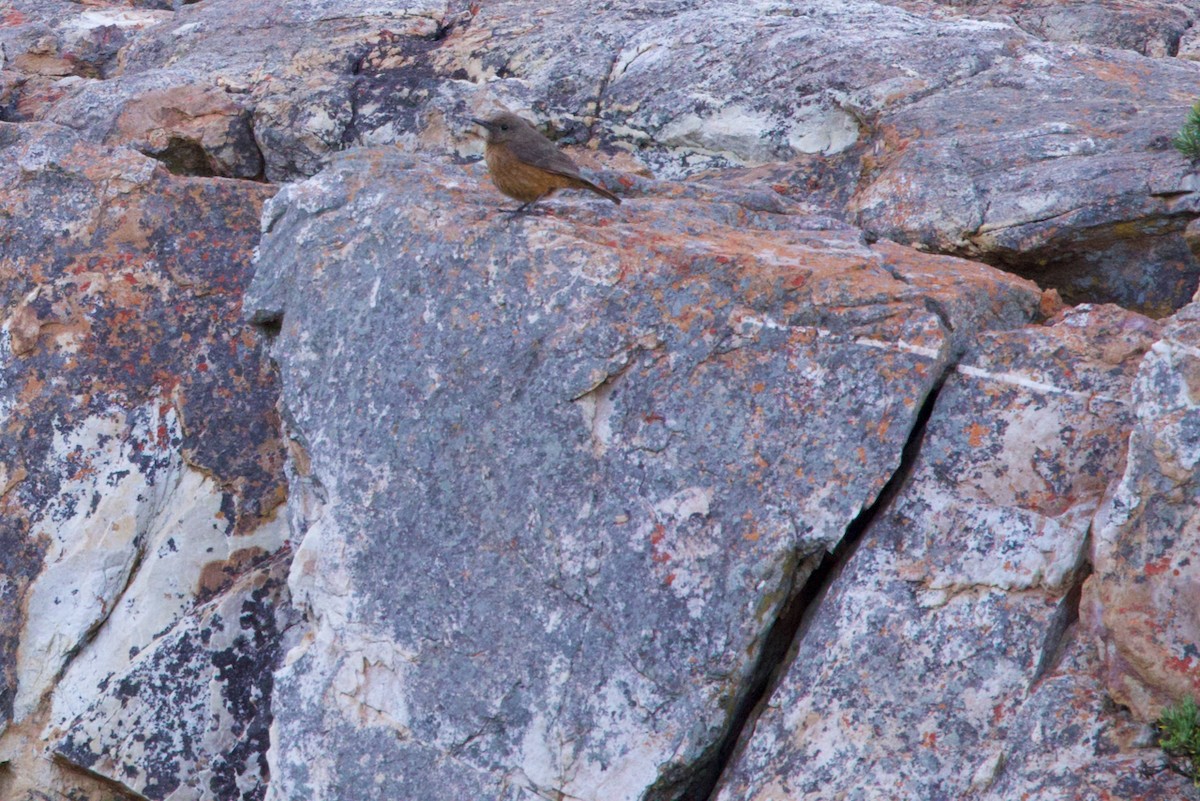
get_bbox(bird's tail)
[579,177,622,205]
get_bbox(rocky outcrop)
[3,1,1200,800]
[9,0,1200,312]
[0,121,289,799]
[717,303,1164,800]
[1086,301,1200,721]
[246,149,1043,801]
[900,0,1200,57]
[56,558,294,801]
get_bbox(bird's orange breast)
[485,144,575,202]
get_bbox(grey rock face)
[44,71,263,178]
[10,0,1200,310]
[425,0,1200,314]
[1085,300,1200,721]
[247,148,1042,801]
[0,121,289,800]
[110,0,449,181]
[851,42,1200,315]
[903,0,1200,57]
[716,304,1175,800]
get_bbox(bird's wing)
[519,137,586,180]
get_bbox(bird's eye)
[500,124,509,130]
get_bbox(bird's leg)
[500,193,551,216]
[501,200,537,215]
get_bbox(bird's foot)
[500,204,549,217]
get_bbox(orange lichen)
[966,421,988,448]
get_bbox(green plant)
[1174,103,1200,162]
[1157,695,1200,786]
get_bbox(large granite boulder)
[245,147,1043,801]
[714,303,1180,800]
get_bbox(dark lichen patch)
[54,562,294,801]
[340,32,448,148]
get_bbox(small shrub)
[1174,103,1200,162]
[1158,696,1200,786]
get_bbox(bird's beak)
[470,117,494,131]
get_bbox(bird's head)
[471,112,529,145]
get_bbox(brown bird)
[472,112,621,213]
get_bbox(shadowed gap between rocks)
[249,311,283,339]
[858,209,1200,318]
[989,252,1195,319]
[644,359,956,801]
[139,130,268,182]
[147,137,220,178]
[1030,560,1092,687]
[968,221,1199,319]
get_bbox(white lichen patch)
[48,468,287,733]
[785,102,860,155]
[60,8,171,43]
[659,101,857,167]
[904,489,1091,593]
[14,404,178,722]
[640,487,726,616]
[659,105,777,165]
[653,486,712,520]
[1014,191,1066,218]
[575,378,618,457]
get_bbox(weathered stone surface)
[424,0,1200,314]
[973,634,1191,801]
[10,0,1200,311]
[0,1,168,79]
[3,1,1200,799]
[55,555,296,801]
[452,1,1015,172]
[247,148,1043,801]
[46,74,264,178]
[1178,20,1200,61]
[716,303,1168,800]
[851,44,1200,316]
[903,0,1200,57]
[0,121,287,798]
[1085,300,1200,721]
[4,0,450,178]
[111,0,449,181]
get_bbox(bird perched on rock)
[472,112,621,213]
